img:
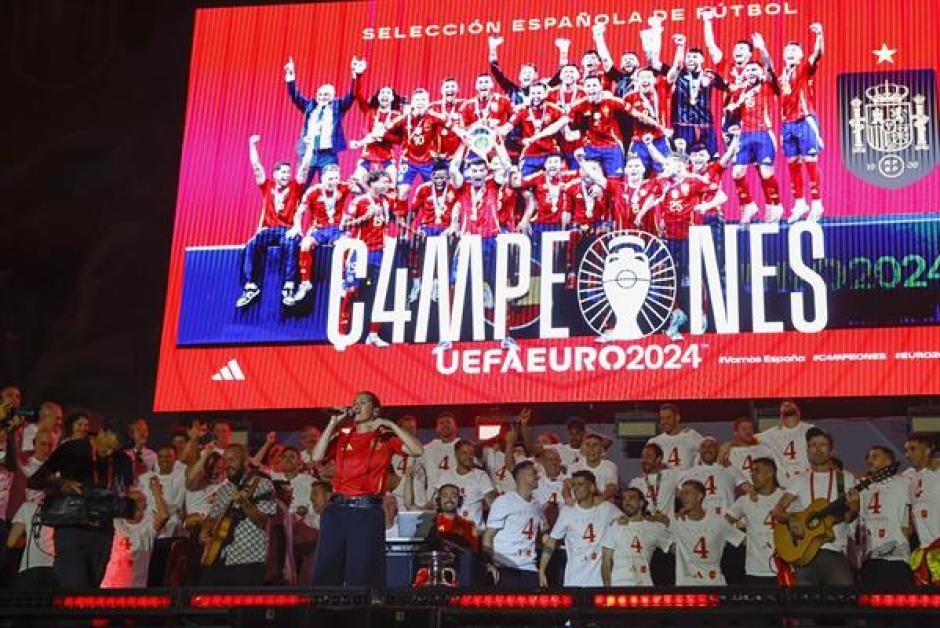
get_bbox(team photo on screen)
[155,0,940,410]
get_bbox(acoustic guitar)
[773,462,899,566]
[201,475,262,567]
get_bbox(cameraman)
[27,427,134,588]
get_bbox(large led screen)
[155,0,940,410]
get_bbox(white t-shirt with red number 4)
[727,443,780,487]
[434,468,495,529]
[550,501,622,586]
[726,488,787,577]
[670,512,745,586]
[679,464,738,516]
[648,429,704,470]
[858,474,912,562]
[486,491,547,571]
[757,422,815,487]
[569,459,620,494]
[601,519,672,586]
[910,466,940,547]
[421,439,458,497]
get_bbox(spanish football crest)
[839,70,937,189]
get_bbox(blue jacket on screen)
[287,77,358,156]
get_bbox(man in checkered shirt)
[200,444,276,585]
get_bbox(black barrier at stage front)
[0,587,938,627]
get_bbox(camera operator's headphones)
[436,483,464,509]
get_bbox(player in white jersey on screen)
[856,445,912,588]
[482,460,547,587]
[601,487,672,586]
[647,403,704,470]
[539,470,621,587]
[725,457,787,586]
[653,479,745,586]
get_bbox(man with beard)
[569,433,619,502]
[516,153,577,274]
[564,158,613,288]
[622,69,675,175]
[648,403,706,472]
[725,457,787,586]
[483,461,546,587]
[721,416,779,492]
[629,443,681,517]
[237,134,314,309]
[539,470,621,587]
[601,488,672,586]
[432,440,497,530]
[138,445,185,585]
[591,23,641,98]
[421,413,460,493]
[487,35,540,105]
[774,428,859,586]
[459,74,514,132]
[612,155,658,234]
[662,33,727,157]
[286,164,355,306]
[198,444,276,586]
[352,80,402,186]
[499,82,565,176]
[758,400,815,487]
[856,446,912,588]
[546,64,585,169]
[430,78,464,164]
[702,7,754,105]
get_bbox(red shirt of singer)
[345,194,390,251]
[259,179,305,229]
[435,513,479,551]
[326,428,405,496]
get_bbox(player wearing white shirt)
[539,470,622,587]
[550,418,588,470]
[857,445,912,587]
[8,499,56,586]
[657,479,745,586]
[757,400,814,487]
[270,447,319,527]
[298,425,322,470]
[569,433,619,500]
[483,430,519,495]
[534,448,569,520]
[725,457,786,585]
[905,433,940,549]
[390,416,427,509]
[723,417,781,490]
[776,427,858,586]
[482,461,546,587]
[433,439,496,529]
[139,446,186,539]
[680,437,737,516]
[601,488,672,586]
[421,413,460,496]
[102,488,168,588]
[629,443,681,516]
[647,403,704,470]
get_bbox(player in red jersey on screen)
[459,74,513,132]
[726,39,783,224]
[546,64,586,169]
[408,162,459,303]
[622,68,674,175]
[516,152,577,278]
[339,169,399,348]
[351,77,403,188]
[284,164,355,306]
[430,78,465,164]
[498,82,565,177]
[236,134,313,309]
[564,158,614,289]
[778,23,825,223]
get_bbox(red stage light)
[859,594,940,608]
[594,593,721,609]
[189,593,310,608]
[54,595,173,610]
[450,593,574,608]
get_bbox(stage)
[1,587,937,627]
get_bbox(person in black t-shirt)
[28,429,134,588]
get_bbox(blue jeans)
[241,226,298,286]
[312,501,386,588]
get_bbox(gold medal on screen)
[326,224,829,352]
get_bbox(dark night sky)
[0,0,931,427]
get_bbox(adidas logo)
[211,359,245,381]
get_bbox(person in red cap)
[310,391,423,588]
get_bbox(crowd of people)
[235,12,826,342]
[1,383,938,591]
